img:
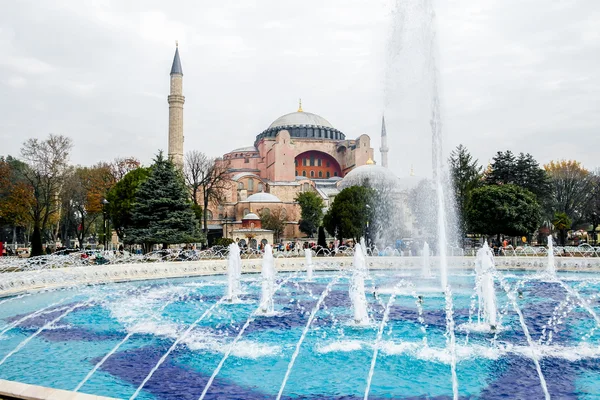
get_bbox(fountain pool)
[0,266,599,399]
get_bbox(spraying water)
[422,242,431,277]
[475,242,498,329]
[547,236,556,275]
[304,248,313,281]
[350,243,370,325]
[260,244,276,314]
[227,243,242,302]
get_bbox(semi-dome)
[269,112,334,129]
[338,164,400,190]
[245,192,282,203]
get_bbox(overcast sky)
[1,0,599,177]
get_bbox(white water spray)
[260,244,276,314]
[304,248,313,281]
[227,243,242,301]
[422,242,431,277]
[350,243,370,325]
[475,242,498,328]
[547,236,556,275]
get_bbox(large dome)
[255,109,345,145]
[338,164,400,190]
[269,112,334,129]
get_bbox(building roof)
[245,192,282,202]
[242,212,260,220]
[228,146,258,153]
[170,46,183,75]
[269,111,334,129]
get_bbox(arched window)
[318,171,323,178]
[302,171,307,177]
[327,171,331,178]
[248,179,254,191]
[243,208,250,216]
[207,210,213,220]
[310,171,315,177]
[334,171,338,177]
[238,182,244,189]
[258,183,264,192]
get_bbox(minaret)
[380,115,389,168]
[168,42,185,169]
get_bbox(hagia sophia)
[166,45,416,246]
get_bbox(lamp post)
[102,199,109,250]
[224,213,228,239]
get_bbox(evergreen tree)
[317,226,327,249]
[485,150,549,199]
[125,152,202,250]
[106,167,151,240]
[323,186,375,242]
[296,191,325,237]
[448,144,482,237]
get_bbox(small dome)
[269,112,334,129]
[338,164,400,190]
[245,192,282,202]
[242,212,260,220]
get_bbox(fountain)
[421,242,431,277]
[260,244,276,314]
[304,248,313,281]
[349,243,370,325]
[226,242,242,302]
[474,242,498,329]
[547,235,556,275]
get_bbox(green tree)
[448,144,482,236]
[552,212,572,246]
[106,167,151,240]
[317,226,327,248]
[126,152,201,250]
[296,191,325,237]
[485,151,549,199]
[467,184,541,240]
[260,208,287,242]
[323,186,375,242]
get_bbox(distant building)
[166,45,413,247]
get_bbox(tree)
[323,186,375,242]
[485,151,549,199]
[106,167,151,240]
[317,226,327,248]
[466,184,541,240]
[260,208,288,242]
[545,160,594,227]
[585,173,600,245]
[184,151,231,236]
[448,144,482,236]
[295,191,325,237]
[62,164,114,248]
[126,152,201,250]
[109,157,141,181]
[0,157,33,228]
[552,212,571,246]
[20,134,73,256]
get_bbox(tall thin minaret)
[168,42,185,169]
[380,115,389,168]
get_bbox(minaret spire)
[380,114,389,168]
[168,43,185,169]
[297,98,303,112]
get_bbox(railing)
[1,244,599,274]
